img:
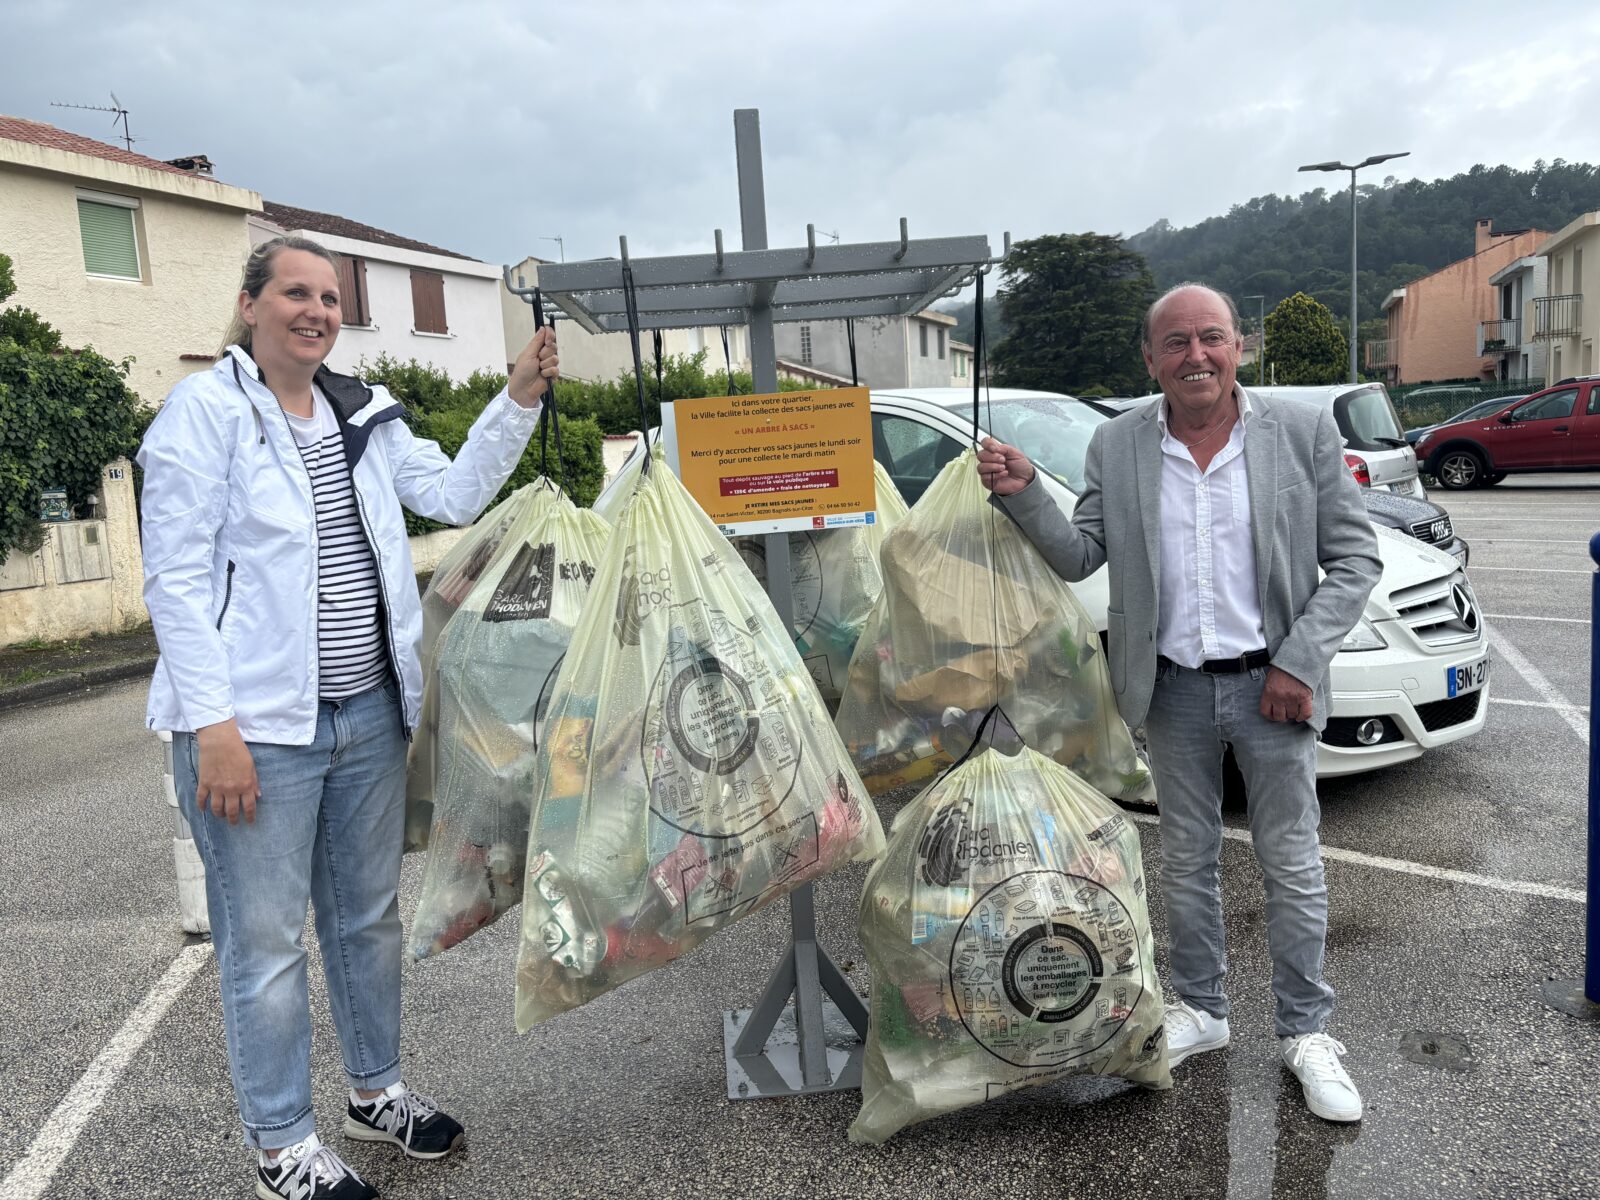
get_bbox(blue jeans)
[1143,660,1334,1037]
[176,680,407,1150]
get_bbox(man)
[976,283,1381,1122]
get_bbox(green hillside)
[944,160,1600,350]
[1127,160,1600,328]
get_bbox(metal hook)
[714,229,724,274]
[805,223,816,269]
[1003,231,1012,257]
[619,234,631,266]
[894,217,908,261]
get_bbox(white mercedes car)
[602,387,1489,778]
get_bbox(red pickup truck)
[1416,376,1600,488]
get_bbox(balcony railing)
[1478,317,1521,355]
[1533,293,1583,340]
[1365,338,1397,369]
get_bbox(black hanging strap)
[926,702,1016,790]
[652,329,665,409]
[620,264,653,474]
[721,325,735,395]
[846,318,858,387]
[970,269,986,446]
[528,289,567,494]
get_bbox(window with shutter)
[937,328,946,359]
[919,323,928,357]
[78,198,141,280]
[411,270,448,334]
[336,255,371,326]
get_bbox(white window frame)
[75,188,142,283]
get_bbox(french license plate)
[1446,656,1489,699]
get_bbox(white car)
[602,387,1489,778]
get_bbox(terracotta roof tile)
[261,200,476,262]
[0,113,202,178]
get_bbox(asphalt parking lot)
[0,475,1595,1200]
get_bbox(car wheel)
[1481,472,1506,486]
[1435,448,1485,489]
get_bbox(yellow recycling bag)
[733,460,911,702]
[514,451,885,1032]
[835,447,1155,803]
[410,489,610,959]
[850,736,1170,1144]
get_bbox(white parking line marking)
[1491,696,1590,715]
[1128,814,1584,903]
[1467,566,1590,574]
[1469,539,1594,544]
[1488,629,1589,746]
[1482,613,1588,624]
[0,943,212,1200]
[1452,517,1599,523]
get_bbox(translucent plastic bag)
[733,461,910,703]
[406,483,556,850]
[835,448,1154,803]
[850,733,1170,1144]
[409,489,611,959]
[514,451,886,1031]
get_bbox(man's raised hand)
[976,436,1036,496]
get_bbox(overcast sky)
[8,0,1600,271]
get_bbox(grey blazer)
[998,388,1382,732]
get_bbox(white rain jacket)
[138,346,541,744]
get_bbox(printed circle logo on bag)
[949,870,1144,1068]
[665,658,758,773]
[642,600,800,837]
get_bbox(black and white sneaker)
[256,1133,377,1200]
[344,1082,465,1160]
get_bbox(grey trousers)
[1143,658,1334,1037]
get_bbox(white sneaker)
[1280,1032,1363,1122]
[1164,1000,1230,1066]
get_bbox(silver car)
[1121,383,1427,498]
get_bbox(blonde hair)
[218,235,339,358]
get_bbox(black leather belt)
[1158,649,1271,675]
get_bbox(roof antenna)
[51,92,133,151]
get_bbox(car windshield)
[1447,397,1517,424]
[940,395,1108,492]
[1334,386,1406,451]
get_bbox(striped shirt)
[284,389,389,699]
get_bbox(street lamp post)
[1299,152,1410,383]
[1243,293,1266,386]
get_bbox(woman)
[138,235,557,1200]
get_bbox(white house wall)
[0,143,259,406]
[251,220,507,382]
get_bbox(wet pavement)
[1,476,1596,1199]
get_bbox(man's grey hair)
[1141,282,1243,346]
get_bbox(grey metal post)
[1348,167,1359,384]
[725,107,852,1095]
[1298,153,1409,385]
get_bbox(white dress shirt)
[1155,387,1265,668]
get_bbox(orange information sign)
[665,386,877,535]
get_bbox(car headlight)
[1341,616,1387,652]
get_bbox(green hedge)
[0,251,143,560]
[357,354,606,535]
